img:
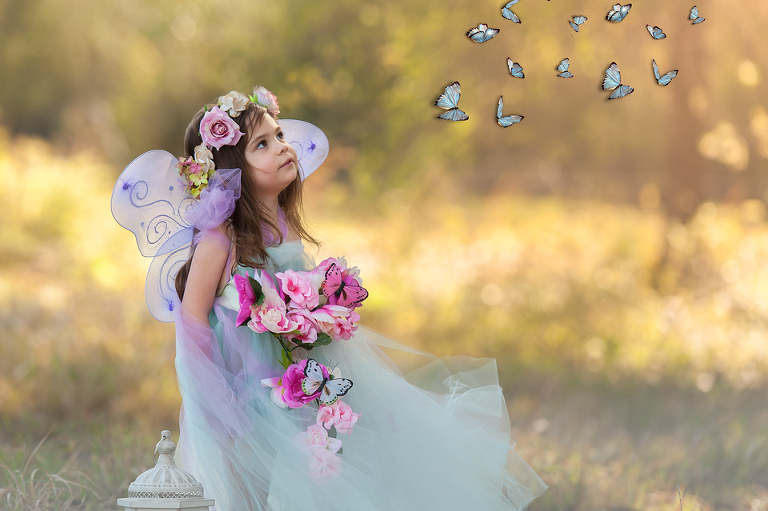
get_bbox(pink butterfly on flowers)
[321,263,368,308]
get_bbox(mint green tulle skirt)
[173,241,547,511]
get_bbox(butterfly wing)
[608,85,634,100]
[483,27,500,41]
[647,25,665,39]
[504,0,520,6]
[318,378,354,405]
[437,109,469,121]
[321,263,343,298]
[573,16,588,25]
[602,62,621,90]
[620,4,632,19]
[689,6,699,20]
[652,59,661,81]
[569,21,580,32]
[435,82,461,109]
[507,59,525,78]
[502,8,520,23]
[556,58,570,73]
[658,70,678,86]
[558,72,574,78]
[301,359,326,396]
[338,285,369,308]
[692,16,705,24]
[498,115,524,127]
[497,96,504,119]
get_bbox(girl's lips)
[279,159,294,169]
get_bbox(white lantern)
[117,430,215,511]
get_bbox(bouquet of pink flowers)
[262,358,361,481]
[234,257,368,367]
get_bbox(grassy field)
[2,136,768,509]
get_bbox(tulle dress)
[173,237,547,511]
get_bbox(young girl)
[113,87,546,511]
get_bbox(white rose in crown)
[250,86,280,115]
[194,145,215,171]
[218,91,250,117]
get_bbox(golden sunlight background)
[2,0,768,509]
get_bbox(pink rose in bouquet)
[277,269,319,309]
[281,358,329,408]
[295,424,341,453]
[248,272,298,334]
[260,376,288,408]
[199,106,244,149]
[284,309,318,345]
[316,399,360,435]
[309,449,342,481]
[311,305,360,341]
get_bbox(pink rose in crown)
[280,358,329,408]
[309,449,342,480]
[277,270,319,309]
[284,309,319,345]
[199,106,244,149]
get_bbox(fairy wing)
[279,119,329,181]
[602,62,622,91]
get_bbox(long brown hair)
[174,99,318,300]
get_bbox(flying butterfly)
[602,62,634,100]
[434,82,469,122]
[301,359,354,406]
[646,25,666,39]
[652,59,678,86]
[556,58,573,78]
[501,0,521,23]
[467,23,500,43]
[321,263,369,308]
[569,15,588,32]
[496,96,524,128]
[689,6,705,24]
[507,58,525,78]
[606,3,632,23]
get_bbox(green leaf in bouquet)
[328,425,337,438]
[314,333,333,346]
[248,275,264,303]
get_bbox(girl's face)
[244,114,298,200]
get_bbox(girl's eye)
[256,140,266,149]
[277,131,284,140]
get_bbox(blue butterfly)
[507,58,525,78]
[497,96,524,127]
[467,23,500,43]
[606,3,632,23]
[569,15,588,32]
[556,58,573,78]
[435,82,469,121]
[689,6,705,24]
[602,62,634,100]
[652,59,678,86]
[647,25,666,39]
[501,0,521,23]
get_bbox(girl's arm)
[181,226,231,325]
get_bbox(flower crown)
[176,86,280,198]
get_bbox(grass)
[4,134,768,509]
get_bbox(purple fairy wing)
[278,119,329,181]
